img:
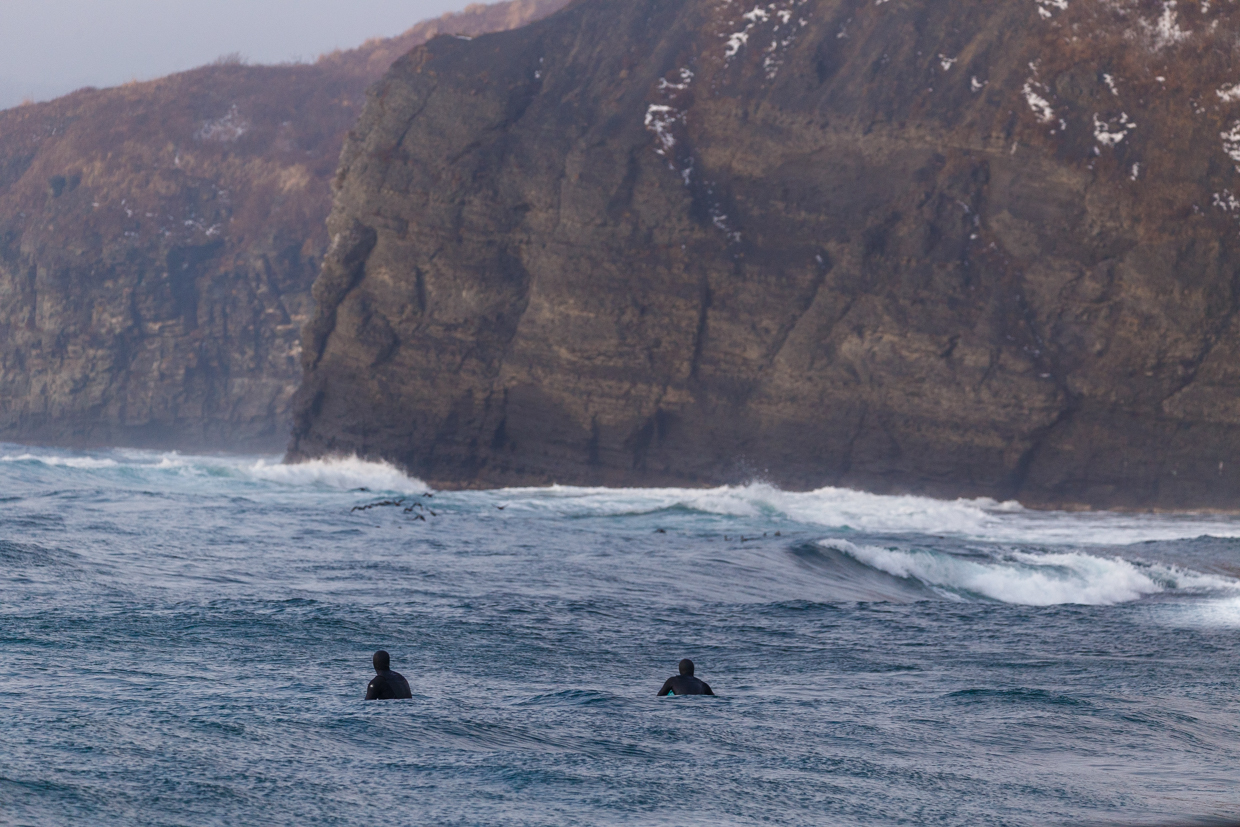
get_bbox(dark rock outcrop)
[291,0,1240,509]
[0,0,568,451]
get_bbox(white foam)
[246,456,428,494]
[824,539,1238,606]
[110,449,196,470]
[476,482,1240,546]
[7,445,1240,546]
[0,453,119,469]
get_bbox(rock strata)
[0,0,568,451]
[291,0,1240,509]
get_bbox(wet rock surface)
[290,0,1240,509]
[0,0,568,452]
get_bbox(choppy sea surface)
[2,446,1240,826]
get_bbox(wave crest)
[247,456,428,494]
[825,539,1238,605]
[470,482,1240,545]
[0,452,119,469]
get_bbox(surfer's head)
[373,650,391,672]
[678,658,694,677]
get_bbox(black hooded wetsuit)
[657,674,714,696]
[365,669,412,700]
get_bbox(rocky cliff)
[289,0,1240,508]
[0,0,568,451]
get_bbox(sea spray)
[248,455,429,494]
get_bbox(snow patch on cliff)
[1023,81,1056,123]
[645,67,696,182]
[1218,83,1240,104]
[645,105,681,155]
[1214,190,1240,212]
[721,0,809,78]
[1222,121,1240,170]
[1094,112,1137,147]
[710,202,742,244]
[724,29,750,58]
[646,51,743,244]
[1141,1,1191,49]
[197,105,249,142]
[658,68,694,92]
[1035,0,1068,19]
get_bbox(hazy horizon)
[0,0,469,110]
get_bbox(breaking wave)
[1,452,119,469]
[246,456,429,494]
[7,445,1240,548]
[476,482,1240,546]
[822,539,1239,606]
[0,447,429,496]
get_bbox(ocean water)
[2,446,1239,826]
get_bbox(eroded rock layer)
[0,0,567,451]
[292,0,1240,508]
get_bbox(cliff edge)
[291,0,1240,508]
[0,0,568,451]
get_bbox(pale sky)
[0,0,468,110]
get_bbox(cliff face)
[0,0,568,451]
[290,0,1240,508]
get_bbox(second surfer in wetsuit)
[657,658,715,696]
[365,650,412,700]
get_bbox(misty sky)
[0,0,468,110]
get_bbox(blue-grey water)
[2,446,1239,826]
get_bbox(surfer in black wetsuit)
[365,650,412,700]
[657,659,715,696]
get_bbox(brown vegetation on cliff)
[0,0,568,451]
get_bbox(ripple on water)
[1,448,1240,825]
